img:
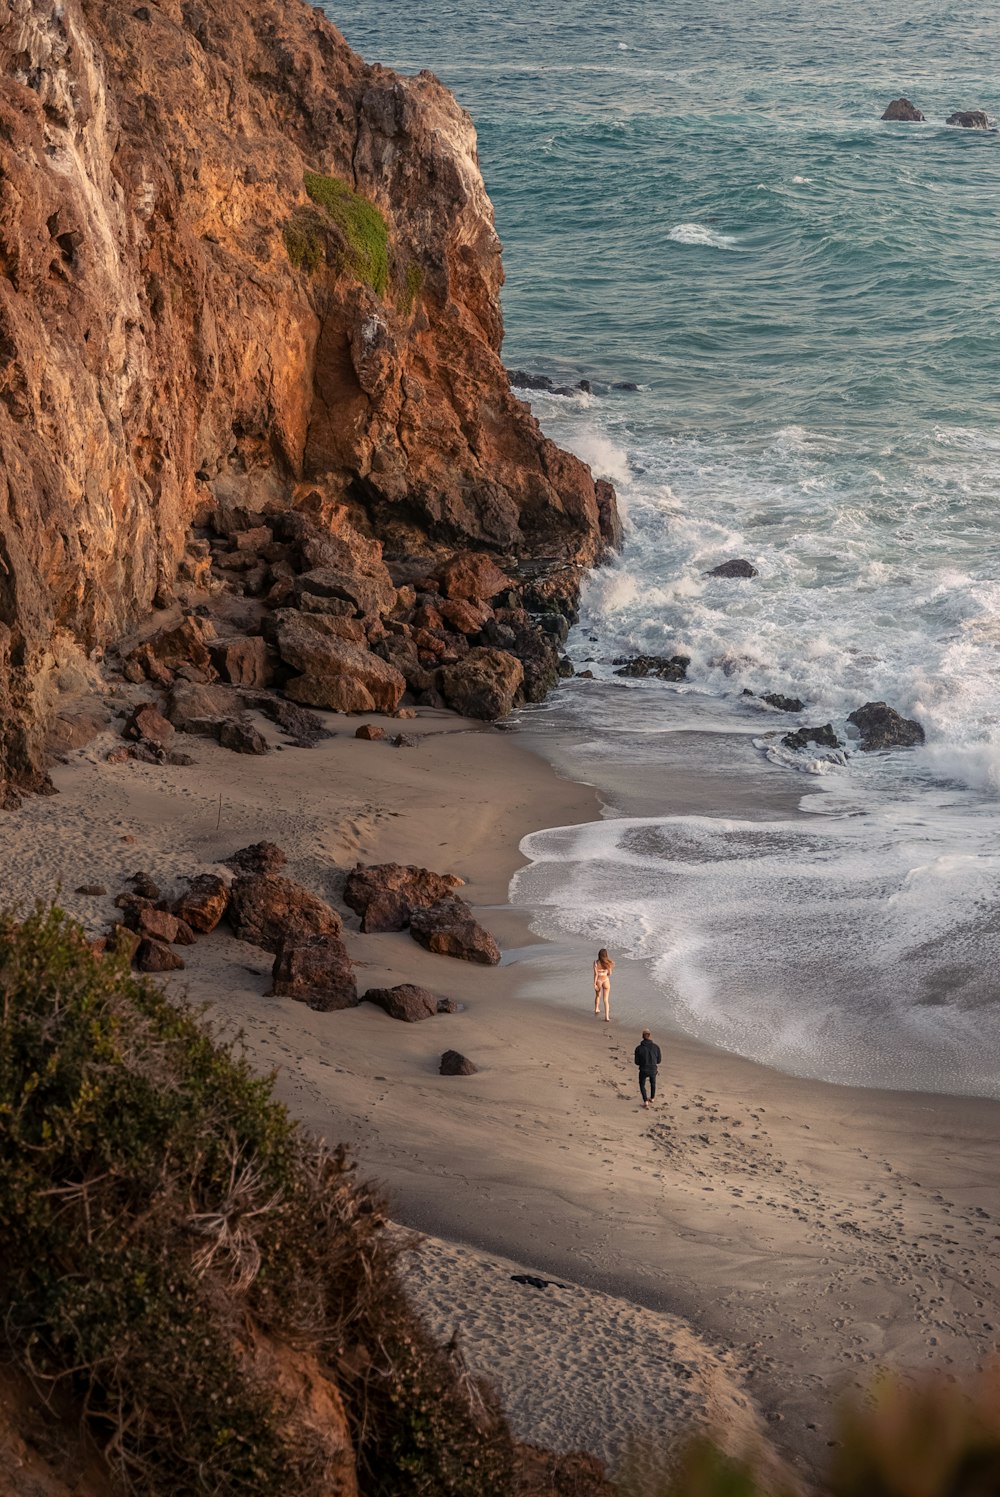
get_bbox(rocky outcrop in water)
[881,98,925,122]
[0,0,618,793]
[847,701,925,750]
[707,559,759,579]
[946,110,991,129]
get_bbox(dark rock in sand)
[248,695,329,748]
[409,896,501,966]
[218,718,270,755]
[130,905,183,944]
[440,1049,477,1076]
[707,558,758,579]
[847,701,925,750]
[614,654,690,682]
[946,110,991,129]
[343,862,464,933]
[173,874,229,933]
[881,98,925,122]
[108,924,141,962]
[224,841,289,876]
[75,883,107,896]
[228,873,341,953]
[782,724,842,752]
[392,733,418,748]
[167,749,195,766]
[130,872,161,901]
[762,693,805,713]
[363,983,443,1023]
[128,742,166,765]
[136,937,185,972]
[166,681,241,736]
[270,934,357,1011]
[355,724,387,741]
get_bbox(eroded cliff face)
[0,0,615,787]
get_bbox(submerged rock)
[881,98,925,122]
[707,558,758,579]
[782,724,842,752]
[847,701,925,750]
[613,654,689,682]
[762,693,805,713]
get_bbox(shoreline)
[6,703,1000,1485]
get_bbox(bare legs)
[594,979,611,1021]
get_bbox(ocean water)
[332,0,1000,1096]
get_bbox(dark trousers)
[639,1071,656,1102]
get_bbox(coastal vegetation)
[303,170,390,296]
[0,908,516,1495]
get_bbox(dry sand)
[6,693,1000,1489]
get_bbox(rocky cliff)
[0,0,617,791]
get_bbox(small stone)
[440,1049,477,1076]
[131,872,160,901]
[75,883,108,896]
[355,724,387,741]
[392,733,418,748]
[167,751,195,766]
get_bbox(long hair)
[597,948,614,970]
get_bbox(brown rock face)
[409,896,501,965]
[343,862,464,933]
[270,934,356,1011]
[439,647,524,720]
[224,841,288,875]
[136,938,185,973]
[275,611,406,713]
[228,873,341,952]
[172,873,229,932]
[0,0,616,791]
[210,636,273,688]
[881,98,925,121]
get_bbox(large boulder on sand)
[273,611,406,713]
[172,874,229,933]
[881,98,925,122]
[409,896,501,965]
[270,935,357,1011]
[343,862,465,932]
[363,984,450,1022]
[228,873,342,952]
[224,841,288,875]
[166,681,242,735]
[847,701,925,750]
[439,647,523,720]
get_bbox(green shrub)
[0,908,515,1494]
[303,170,390,296]
[283,207,326,274]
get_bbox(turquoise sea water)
[331,1,1000,1096]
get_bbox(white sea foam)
[667,222,742,250]
[560,427,632,486]
[514,807,1000,1096]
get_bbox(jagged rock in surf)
[613,654,689,682]
[847,701,925,750]
[881,98,925,121]
[707,559,759,579]
[946,110,991,129]
[782,724,842,752]
[762,693,805,713]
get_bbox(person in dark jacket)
[634,1028,662,1109]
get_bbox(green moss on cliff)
[283,206,326,274]
[401,260,424,314]
[304,170,389,296]
[0,907,517,1495]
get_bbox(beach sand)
[6,697,1000,1488]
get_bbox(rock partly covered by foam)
[847,701,925,750]
[782,724,842,752]
[881,98,925,121]
[614,655,689,682]
[0,0,617,794]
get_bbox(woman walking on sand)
[593,948,614,1021]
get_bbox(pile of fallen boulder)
[109,499,591,757]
